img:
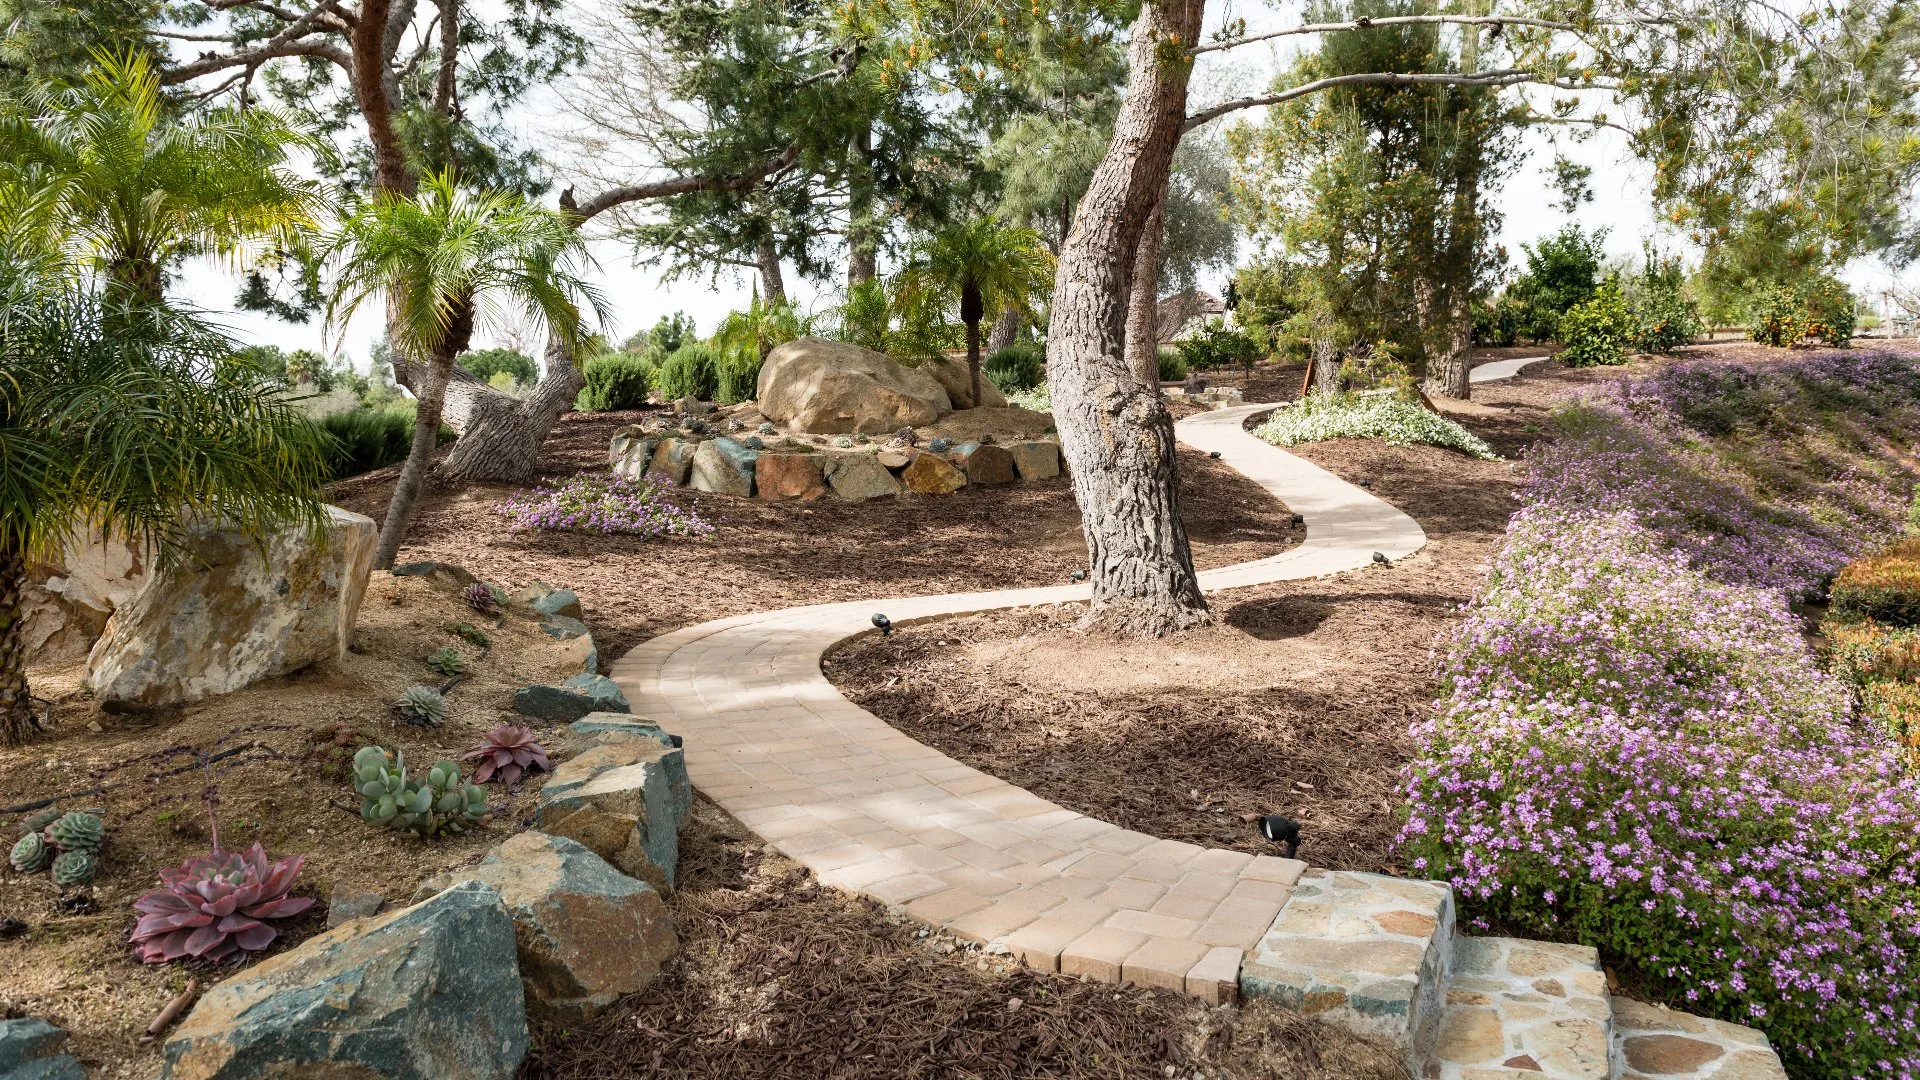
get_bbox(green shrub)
[1556,277,1635,366]
[656,342,720,401]
[985,344,1046,392]
[315,407,451,480]
[459,347,538,387]
[716,349,761,405]
[1156,347,1189,382]
[1473,295,1524,347]
[1175,320,1264,371]
[1829,537,1920,625]
[1253,390,1498,459]
[577,352,656,411]
[1628,248,1701,354]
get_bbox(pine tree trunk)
[375,350,455,569]
[848,126,878,286]
[1045,0,1210,638]
[0,540,35,745]
[986,306,1022,354]
[1425,298,1473,399]
[1125,196,1167,386]
[438,336,587,481]
[757,237,787,305]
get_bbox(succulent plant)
[426,647,465,676]
[129,844,314,964]
[463,580,496,613]
[462,725,551,785]
[45,812,104,853]
[10,831,51,873]
[51,850,96,887]
[352,746,487,838]
[442,621,490,647]
[393,684,447,726]
[19,808,60,835]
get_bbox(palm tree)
[0,185,331,745]
[900,217,1055,405]
[0,49,322,303]
[326,170,608,569]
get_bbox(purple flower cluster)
[1404,351,1920,1077]
[496,472,715,539]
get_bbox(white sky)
[171,0,1915,370]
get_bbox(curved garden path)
[607,399,1426,999]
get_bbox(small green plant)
[1006,385,1052,413]
[442,622,489,647]
[985,344,1046,392]
[1555,277,1635,366]
[1254,391,1499,459]
[10,810,104,884]
[352,746,488,838]
[577,352,657,411]
[1156,347,1189,383]
[393,684,448,727]
[426,647,465,676]
[1175,319,1264,372]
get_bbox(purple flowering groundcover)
[1403,351,1920,1077]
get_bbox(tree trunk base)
[1076,592,1214,637]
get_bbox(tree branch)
[1195,13,1669,55]
[161,0,352,83]
[560,143,802,224]
[1185,68,1566,131]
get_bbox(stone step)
[1425,936,1613,1079]
[1609,996,1787,1080]
[1238,869,1455,1073]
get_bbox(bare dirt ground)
[826,351,1644,874]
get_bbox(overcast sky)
[170,0,1914,371]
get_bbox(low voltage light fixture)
[1258,815,1302,859]
[1372,551,1390,565]
[871,613,893,637]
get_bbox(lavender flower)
[495,472,715,539]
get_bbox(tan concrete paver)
[607,402,1427,1001]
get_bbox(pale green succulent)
[352,746,486,839]
[50,849,96,887]
[426,647,465,676]
[10,831,51,873]
[45,812,104,853]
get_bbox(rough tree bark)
[756,235,788,305]
[1045,0,1211,638]
[961,283,985,406]
[0,542,34,745]
[847,125,878,286]
[1124,196,1167,386]
[986,306,1022,354]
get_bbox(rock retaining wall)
[612,427,1064,501]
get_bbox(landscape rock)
[86,505,376,708]
[19,528,147,664]
[874,450,912,471]
[161,880,527,1080]
[0,1019,81,1079]
[325,888,386,929]
[512,582,583,621]
[648,438,697,485]
[537,730,689,892]
[955,442,1017,485]
[515,673,631,722]
[926,405,1055,443]
[569,714,692,820]
[609,430,659,480]
[756,453,827,501]
[539,615,592,641]
[1007,441,1061,480]
[901,452,968,495]
[821,453,904,500]
[391,560,477,589]
[921,355,1008,410]
[757,338,951,434]
[689,437,756,497]
[414,831,677,1024]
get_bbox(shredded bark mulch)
[521,801,1404,1080]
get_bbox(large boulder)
[757,338,951,435]
[689,437,757,497]
[922,355,1008,410]
[901,452,968,495]
[0,1018,85,1080]
[161,880,527,1080]
[756,452,827,501]
[86,506,376,708]
[19,529,148,664]
[415,832,678,1024]
[649,438,697,485]
[955,443,1017,485]
[609,427,658,480]
[821,452,903,500]
[515,673,630,723]
[536,718,690,893]
[1007,440,1062,480]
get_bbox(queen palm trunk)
[0,540,36,745]
[961,282,985,406]
[1045,0,1210,638]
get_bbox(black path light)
[1209,451,1222,459]
[1372,551,1390,565]
[871,613,893,637]
[1259,815,1302,859]
[1068,569,1087,582]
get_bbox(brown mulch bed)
[329,417,1301,664]
[521,800,1404,1080]
[825,354,1625,874]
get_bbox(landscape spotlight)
[1209,451,1222,459]
[1069,569,1087,582]
[1372,551,1390,565]
[871,613,893,637]
[1259,815,1301,859]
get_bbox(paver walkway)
[608,401,1425,999]
[1468,353,1550,383]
